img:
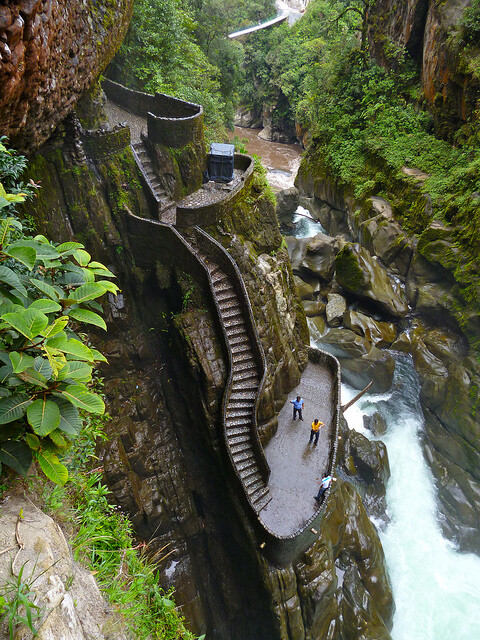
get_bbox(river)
[242,126,480,638]
[230,126,303,191]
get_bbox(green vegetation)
[110,0,274,138]
[0,142,199,639]
[0,141,118,485]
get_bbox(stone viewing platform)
[261,360,335,536]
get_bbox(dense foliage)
[111,0,274,138]
[0,141,117,485]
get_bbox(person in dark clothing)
[290,395,304,420]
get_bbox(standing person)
[313,475,335,502]
[309,418,324,445]
[290,395,304,421]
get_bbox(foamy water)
[341,355,480,639]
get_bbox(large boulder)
[340,347,396,394]
[287,232,338,282]
[343,310,397,348]
[349,197,414,276]
[326,293,347,327]
[335,243,408,317]
[276,187,299,216]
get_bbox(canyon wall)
[0,0,134,153]
[367,0,480,138]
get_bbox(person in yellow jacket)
[309,418,324,445]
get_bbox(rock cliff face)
[0,0,133,153]
[23,98,394,638]
[367,0,480,138]
[295,158,480,555]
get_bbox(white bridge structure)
[228,14,288,39]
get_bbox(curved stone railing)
[191,227,270,485]
[175,154,254,228]
[257,347,341,567]
[103,78,204,148]
[82,123,131,161]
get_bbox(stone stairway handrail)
[192,226,270,485]
[130,142,163,219]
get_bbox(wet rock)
[335,243,408,317]
[294,275,315,300]
[340,423,390,519]
[363,412,388,436]
[293,480,394,639]
[390,331,411,353]
[276,187,299,216]
[303,299,326,317]
[349,197,414,277]
[326,293,347,327]
[308,315,328,341]
[234,109,262,128]
[318,328,371,359]
[302,233,338,281]
[340,347,396,394]
[343,310,397,348]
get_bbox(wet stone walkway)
[260,361,334,536]
[105,100,146,143]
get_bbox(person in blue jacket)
[290,395,304,420]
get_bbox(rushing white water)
[341,354,480,640]
[289,206,327,238]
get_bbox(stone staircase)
[132,141,176,224]
[191,239,271,513]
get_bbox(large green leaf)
[20,240,60,262]
[0,266,27,297]
[27,398,61,436]
[0,440,32,475]
[1,308,48,340]
[9,352,35,373]
[25,433,40,450]
[88,262,116,278]
[17,368,49,388]
[51,397,82,435]
[72,249,91,266]
[45,335,94,361]
[57,360,92,382]
[90,348,108,363]
[3,243,36,269]
[68,308,107,330]
[48,429,68,449]
[40,316,68,338]
[66,282,107,304]
[37,451,68,485]
[34,356,53,378]
[55,385,105,414]
[57,241,84,254]
[29,299,62,314]
[29,278,60,300]
[0,393,31,424]
[96,280,119,294]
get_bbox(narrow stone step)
[221,307,242,320]
[228,433,251,446]
[231,368,258,381]
[232,354,255,367]
[237,458,258,474]
[229,390,256,402]
[244,471,262,488]
[232,449,255,464]
[226,425,250,437]
[213,280,232,293]
[247,478,264,495]
[224,324,247,337]
[227,400,253,410]
[230,441,252,455]
[211,270,228,284]
[226,407,252,419]
[225,417,251,428]
[231,343,251,355]
[216,290,237,303]
[230,381,257,394]
[253,490,272,512]
[228,333,249,346]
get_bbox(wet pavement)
[261,362,334,536]
[105,100,146,143]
